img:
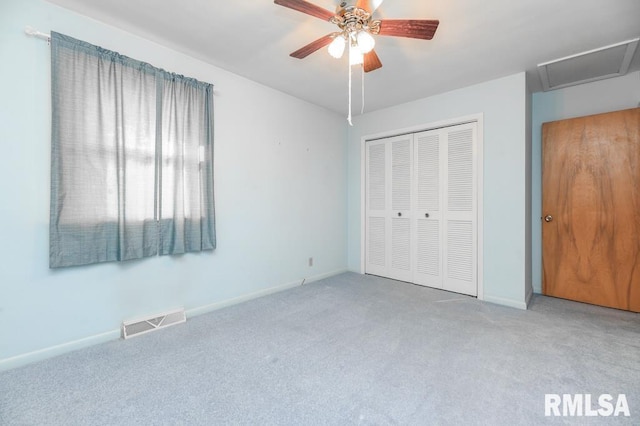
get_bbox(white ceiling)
[45,0,640,115]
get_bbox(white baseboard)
[305,268,349,283]
[483,294,529,310]
[0,268,348,372]
[186,268,347,318]
[0,329,121,372]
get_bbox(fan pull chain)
[347,60,353,126]
[361,64,365,115]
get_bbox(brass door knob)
[544,215,553,223]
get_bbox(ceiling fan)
[274,0,439,72]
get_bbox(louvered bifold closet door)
[366,123,476,296]
[365,140,388,277]
[413,129,443,288]
[365,135,414,282]
[389,135,414,282]
[443,123,477,296]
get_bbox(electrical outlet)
[308,257,313,267]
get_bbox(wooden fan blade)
[378,19,439,40]
[356,0,372,12]
[274,0,335,21]
[290,34,335,59]
[363,50,382,73]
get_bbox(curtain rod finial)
[25,26,51,43]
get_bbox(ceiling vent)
[537,38,639,91]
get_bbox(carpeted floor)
[1,272,638,425]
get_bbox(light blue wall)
[531,71,640,293]
[347,73,530,309]
[0,0,348,369]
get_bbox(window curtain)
[159,74,216,255]
[50,32,215,268]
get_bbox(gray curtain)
[50,32,215,268]
[159,74,216,255]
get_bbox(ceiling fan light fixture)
[356,30,375,53]
[328,35,346,59]
[273,0,439,124]
[349,44,364,65]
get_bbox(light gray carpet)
[1,272,638,425]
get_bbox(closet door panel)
[443,124,477,296]
[414,130,442,288]
[365,141,388,277]
[388,136,413,282]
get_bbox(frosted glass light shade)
[349,45,364,65]
[356,31,375,54]
[328,36,346,59]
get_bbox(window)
[50,32,215,268]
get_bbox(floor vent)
[122,308,186,339]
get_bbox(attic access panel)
[538,38,639,91]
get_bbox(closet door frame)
[360,114,484,301]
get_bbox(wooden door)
[542,107,640,312]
